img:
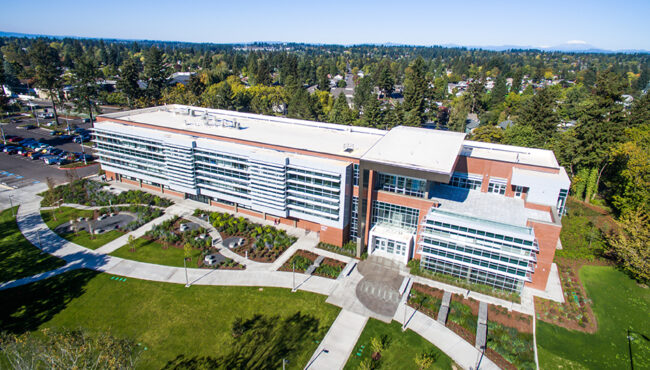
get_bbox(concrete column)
[138,179,142,188]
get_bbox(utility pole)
[8,195,14,216]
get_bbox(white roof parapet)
[462,140,560,169]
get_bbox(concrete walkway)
[395,303,500,370]
[94,210,179,254]
[305,309,368,370]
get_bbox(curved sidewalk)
[10,198,337,296]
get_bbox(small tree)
[184,243,192,262]
[128,235,136,252]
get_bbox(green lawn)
[41,207,124,250]
[110,237,202,267]
[537,265,650,369]
[0,207,66,282]
[0,270,340,369]
[344,319,454,370]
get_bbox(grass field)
[0,207,66,282]
[0,270,340,369]
[110,237,202,267]
[537,265,650,369]
[344,319,453,370]
[41,207,124,250]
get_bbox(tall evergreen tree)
[255,59,272,86]
[116,57,142,107]
[28,40,63,125]
[143,46,169,103]
[490,75,507,109]
[516,87,559,143]
[70,54,101,125]
[328,94,354,125]
[403,57,428,125]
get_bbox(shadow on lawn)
[0,268,99,334]
[162,312,323,370]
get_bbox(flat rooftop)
[99,105,563,170]
[361,126,466,175]
[99,105,386,159]
[461,140,560,169]
[429,183,552,229]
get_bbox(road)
[330,73,356,106]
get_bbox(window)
[371,201,419,231]
[376,172,426,197]
[557,189,568,216]
[488,181,507,195]
[513,185,525,198]
[449,173,482,190]
[353,164,359,186]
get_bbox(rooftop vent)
[343,143,355,153]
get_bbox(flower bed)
[198,255,245,270]
[407,283,444,320]
[534,258,599,333]
[145,217,213,250]
[446,294,479,345]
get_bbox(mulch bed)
[229,234,289,263]
[534,257,607,333]
[488,305,533,333]
[407,283,445,319]
[312,257,346,279]
[278,249,318,273]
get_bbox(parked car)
[24,125,36,130]
[29,152,43,160]
[74,127,88,134]
[17,148,31,156]
[49,130,62,136]
[4,146,19,154]
[43,155,59,165]
[46,121,57,127]
[59,134,73,141]
[7,136,23,143]
[73,134,91,143]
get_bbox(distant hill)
[1,30,648,54]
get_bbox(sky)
[1,0,649,50]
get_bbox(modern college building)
[94,105,570,292]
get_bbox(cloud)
[566,40,587,44]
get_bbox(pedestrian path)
[305,309,368,370]
[95,211,178,254]
[395,303,500,370]
[0,262,82,290]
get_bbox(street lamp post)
[79,135,87,165]
[0,122,6,145]
[292,261,295,291]
[8,195,14,216]
[282,358,289,370]
[184,257,189,287]
[627,328,650,370]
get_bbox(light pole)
[305,349,329,369]
[8,195,14,216]
[292,261,295,291]
[30,102,40,127]
[282,358,289,370]
[0,122,6,145]
[184,257,189,287]
[627,328,650,370]
[79,135,87,165]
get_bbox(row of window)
[287,167,340,180]
[287,199,339,219]
[95,143,165,163]
[99,157,167,180]
[420,256,523,292]
[287,182,340,199]
[421,247,527,277]
[420,238,530,268]
[424,220,535,247]
[195,163,249,182]
[488,181,507,195]
[449,175,482,190]
[371,201,419,231]
[376,173,426,198]
[287,173,340,189]
[350,196,359,239]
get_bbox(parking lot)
[1,113,99,188]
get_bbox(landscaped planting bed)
[446,294,479,345]
[313,258,345,279]
[208,211,296,263]
[198,256,245,270]
[317,241,357,258]
[279,250,319,273]
[406,283,444,320]
[534,258,600,333]
[407,259,521,303]
[40,179,174,207]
